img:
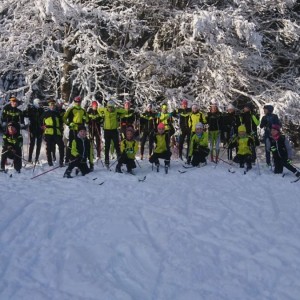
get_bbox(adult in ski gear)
[63,96,89,163]
[23,98,44,163]
[87,101,103,159]
[149,123,172,167]
[115,126,139,174]
[207,102,223,162]
[0,122,23,173]
[173,99,192,160]
[63,125,94,178]
[239,102,260,162]
[260,105,281,166]
[266,124,300,177]
[187,122,209,166]
[97,100,126,167]
[188,104,207,135]
[228,125,254,170]
[139,103,156,159]
[41,99,65,167]
[222,104,240,160]
[1,96,25,132]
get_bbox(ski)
[178,170,187,174]
[182,164,194,169]
[98,181,105,185]
[228,168,235,174]
[291,177,300,183]
[138,176,147,182]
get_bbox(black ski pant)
[65,129,78,163]
[140,130,154,156]
[104,129,120,164]
[1,148,22,171]
[179,128,191,158]
[149,151,172,166]
[28,131,43,162]
[44,135,64,165]
[89,125,102,158]
[233,154,252,168]
[66,158,91,176]
[191,148,209,166]
[273,156,298,174]
[117,152,136,171]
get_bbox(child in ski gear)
[63,125,94,178]
[222,104,240,160]
[119,100,137,140]
[41,99,65,167]
[239,102,260,162]
[1,97,25,132]
[173,99,192,160]
[139,103,156,159]
[207,101,223,162]
[188,104,207,135]
[23,98,44,163]
[115,126,139,174]
[260,105,281,166]
[0,122,23,173]
[97,100,126,167]
[88,101,103,159]
[149,122,172,167]
[266,124,300,177]
[229,125,254,170]
[156,104,175,143]
[63,96,89,163]
[187,122,209,166]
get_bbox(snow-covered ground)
[1,138,300,300]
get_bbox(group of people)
[0,96,299,179]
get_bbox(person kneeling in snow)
[0,122,23,173]
[115,126,139,174]
[63,125,94,178]
[266,124,300,178]
[149,122,172,168]
[187,122,209,166]
[229,125,254,171]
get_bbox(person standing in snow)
[156,104,175,144]
[259,105,281,166]
[188,103,207,136]
[173,99,192,160]
[222,103,240,160]
[187,122,209,167]
[0,122,23,173]
[41,99,65,167]
[115,126,139,174]
[23,98,44,163]
[63,96,89,163]
[228,124,254,171]
[149,122,172,169]
[63,125,94,178]
[266,124,300,178]
[139,103,157,160]
[119,99,137,140]
[206,101,223,162]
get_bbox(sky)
[1,140,300,300]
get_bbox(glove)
[90,164,94,172]
[187,156,191,165]
[270,146,277,152]
[287,159,292,165]
[69,122,75,128]
[7,145,13,150]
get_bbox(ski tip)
[98,181,105,185]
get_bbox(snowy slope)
[0,146,300,300]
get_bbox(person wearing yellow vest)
[228,125,254,170]
[97,100,127,167]
[149,123,172,171]
[115,126,139,174]
[63,96,89,163]
[188,104,207,135]
[187,122,209,166]
[156,104,175,144]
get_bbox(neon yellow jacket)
[63,105,89,130]
[189,112,207,132]
[189,132,208,156]
[153,133,169,153]
[120,139,139,159]
[97,107,126,130]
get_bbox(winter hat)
[181,99,188,106]
[227,104,235,110]
[33,98,40,107]
[157,123,165,130]
[238,125,246,133]
[244,102,252,110]
[146,103,153,109]
[9,96,17,102]
[195,122,204,129]
[74,96,81,103]
[107,100,115,107]
[78,125,87,132]
[272,124,281,132]
[91,101,98,107]
[161,104,168,110]
[192,104,199,110]
[48,99,56,105]
[263,105,274,113]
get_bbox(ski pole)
[135,158,141,168]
